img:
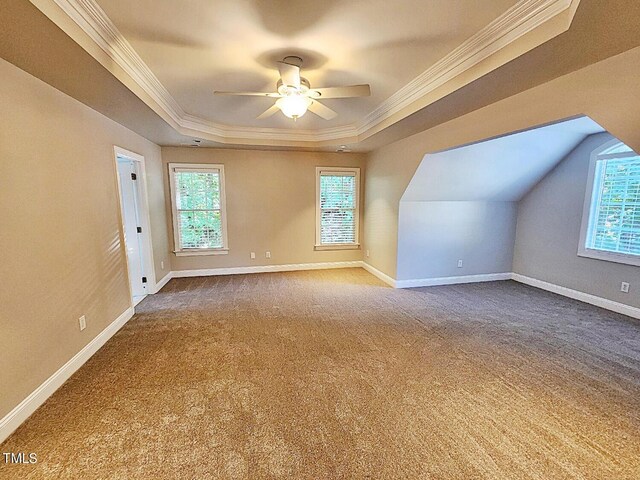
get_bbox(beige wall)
[162,148,366,271]
[0,58,170,419]
[364,46,640,279]
[145,153,171,283]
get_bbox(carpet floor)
[1,268,640,479]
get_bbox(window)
[578,140,640,265]
[315,167,360,250]
[168,163,228,256]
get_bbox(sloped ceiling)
[402,116,605,202]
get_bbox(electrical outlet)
[366,249,370,258]
[265,251,271,259]
[457,260,463,268]
[250,252,256,259]
[621,282,630,293]
[79,315,86,331]
[161,261,164,270]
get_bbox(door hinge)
[131,173,137,180]
[141,277,147,284]
[136,226,142,233]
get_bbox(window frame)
[168,163,229,257]
[578,139,640,266]
[315,166,361,251]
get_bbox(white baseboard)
[511,273,640,320]
[172,261,363,278]
[169,265,640,319]
[152,272,173,293]
[396,272,512,289]
[361,262,396,287]
[360,264,512,289]
[0,306,135,445]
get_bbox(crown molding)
[49,0,185,124]
[35,0,580,146]
[180,114,360,143]
[357,0,580,135]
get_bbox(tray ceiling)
[97,0,518,130]
[30,0,582,146]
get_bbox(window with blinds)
[581,142,640,263]
[316,168,360,248]
[169,164,228,255]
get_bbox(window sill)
[314,244,360,251]
[174,248,229,257]
[577,248,640,267]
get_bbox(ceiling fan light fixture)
[215,59,369,121]
[276,95,312,119]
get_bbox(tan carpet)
[2,268,640,479]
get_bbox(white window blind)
[169,164,228,254]
[585,143,640,256]
[317,168,359,246]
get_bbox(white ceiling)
[96,0,518,130]
[402,116,606,202]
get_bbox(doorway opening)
[113,147,156,307]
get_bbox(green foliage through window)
[319,174,357,244]
[587,144,640,256]
[175,171,223,249]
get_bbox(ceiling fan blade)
[308,84,371,99]
[277,61,301,89]
[257,104,281,120]
[308,100,338,120]
[214,91,281,97]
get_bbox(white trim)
[577,139,605,258]
[172,261,363,278]
[396,273,512,289]
[132,295,146,307]
[114,146,144,162]
[180,114,360,143]
[577,249,640,267]
[0,306,134,444]
[361,267,640,319]
[113,146,157,303]
[314,244,361,251]
[152,271,173,294]
[35,0,580,145]
[316,167,360,248]
[577,138,640,267]
[168,163,229,255]
[361,262,397,287]
[358,0,579,136]
[360,264,512,289]
[511,273,640,320]
[45,0,185,125]
[174,249,229,257]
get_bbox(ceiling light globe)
[276,96,312,119]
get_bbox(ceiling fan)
[213,56,371,121]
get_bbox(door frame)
[113,146,157,307]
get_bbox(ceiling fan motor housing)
[214,55,368,121]
[277,78,311,95]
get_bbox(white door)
[117,158,147,302]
